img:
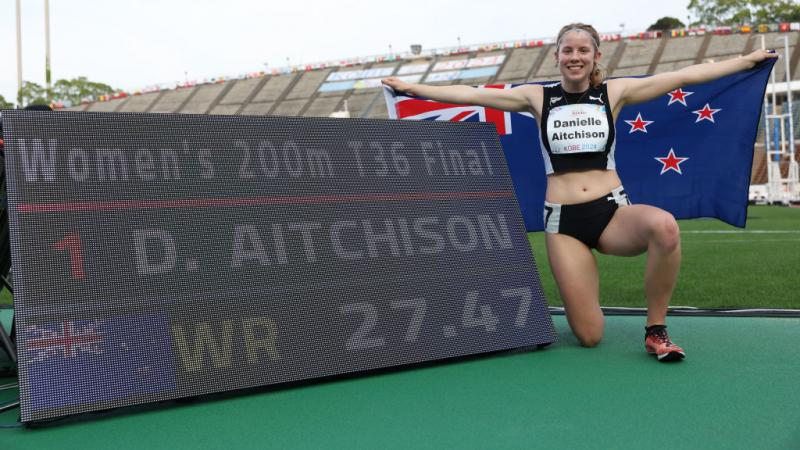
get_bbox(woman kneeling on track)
[382,23,777,362]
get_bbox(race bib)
[547,104,609,154]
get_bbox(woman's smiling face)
[555,30,601,88]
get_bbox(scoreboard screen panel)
[3,111,556,422]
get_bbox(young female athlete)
[382,23,776,361]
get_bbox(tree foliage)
[18,77,117,108]
[688,0,800,26]
[18,81,50,107]
[648,16,687,31]
[52,77,116,106]
[0,95,13,109]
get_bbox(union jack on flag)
[23,320,104,363]
[20,314,177,416]
[385,84,520,136]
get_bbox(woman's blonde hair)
[555,23,606,87]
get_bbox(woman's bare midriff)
[545,169,623,204]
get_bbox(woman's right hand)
[381,77,413,94]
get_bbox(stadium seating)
[214,77,263,110]
[179,83,227,114]
[529,45,561,82]
[303,95,343,117]
[85,97,125,112]
[760,32,800,82]
[705,33,751,58]
[344,91,383,118]
[496,47,542,83]
[613,38,662,72]
[285,70,332,100]
[251,74,298,104]
[239,102,275,116]
[367,93,389,119]
[659,35,704,63]
[149,87,196,113]
[270,98,308,116]
[751,147,767,183]
[209,103,242,115]
[117,92,160,113]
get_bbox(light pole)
[45,0,52,101]
[778,35,797,201]
[16,0,23,106]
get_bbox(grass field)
[530,205,800,309]
[0,205,797,309]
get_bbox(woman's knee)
[649,213,680,252]
[575,330,603,348]
[568,315,604,347]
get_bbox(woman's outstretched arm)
[382,77,543,116]
[609,49,778,110]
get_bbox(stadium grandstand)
[64,26,800,188]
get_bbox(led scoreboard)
[3,111,556,422]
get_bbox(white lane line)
[682,230,800,234]
[694,238,800,243]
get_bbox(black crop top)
[538,82,616,174]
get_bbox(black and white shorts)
[543,186,631,249]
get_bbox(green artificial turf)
[529,205,800,309]
[0,289,10,308]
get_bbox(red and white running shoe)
[645,325,686,362]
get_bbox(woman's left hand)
[742,49,779,66]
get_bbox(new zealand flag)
[20,314,177,416]
[384,59,775,231]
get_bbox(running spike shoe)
[645,325,686,362]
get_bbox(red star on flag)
[693,103,722,123]
[655,148,689,175]
[667,88,693,106]
[624,112,654,133]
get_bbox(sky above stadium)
[0,0,692,104]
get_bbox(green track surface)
[0,310,13,375]
[2,311,798,450]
